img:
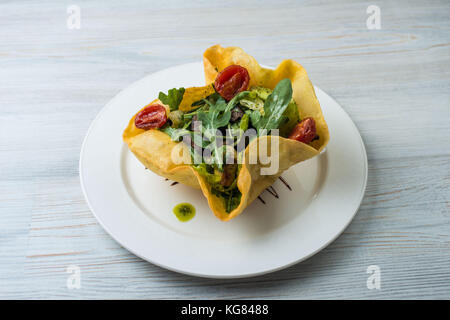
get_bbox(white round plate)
[80,62,367,278]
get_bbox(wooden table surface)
[1,0,449,299]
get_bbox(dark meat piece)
[230,106,244,123]
[220,164,237,187]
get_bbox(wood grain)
[1,0,449,299]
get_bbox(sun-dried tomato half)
[289,117,317,144]
[214,65,250,100]
[134,104,167,130]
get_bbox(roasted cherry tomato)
[214,65,250,100]
[289,117,317,144]
[134,104,167,130]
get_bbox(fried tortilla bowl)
[123,45,329,221]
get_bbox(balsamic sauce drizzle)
[257,196,266,204]
[278,176,292,191]
[266,186,279,198]
[157,169,293,206]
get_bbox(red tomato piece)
[214,65,250,100]
[134,104,167,130]
[289,117,317,144]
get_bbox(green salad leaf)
[193,163,222,186]
[196,92,250,168]
[279,100,300,137]
[197,97,230,131]
[160,126,190,142]
[158,87,185,111]
[249,78,293,134]
[196,97,229,169]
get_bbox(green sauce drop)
[173,203,196,222]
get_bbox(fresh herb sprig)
[158,87,185,111]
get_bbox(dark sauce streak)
[162,176,291,209]
[272,186,280,197]
[258,196,266,204]
[266,186,279,198]
[279,176,292,191]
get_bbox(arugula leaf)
[158,87,185,111]
[250,78,293,133]
[198,96,230,131]
[195,92,251,168]
[196,91,251,132]
[196,98,227,168]
[160,126,190,142]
